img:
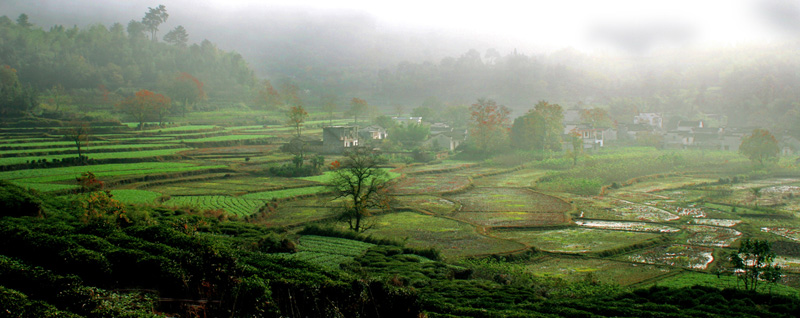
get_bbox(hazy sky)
[2,0,798,55]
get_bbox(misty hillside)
[3,8,800,133]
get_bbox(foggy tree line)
[0,12,256,105]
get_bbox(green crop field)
[1,162,227,191]
[109,189,163,205]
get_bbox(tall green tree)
[0,65,38,116]
[16,13,31,28]
[739,129,779,166]
[163,25,188,47]
[390,122,429,149]
[511,101,563,152]
[142,5,168,42]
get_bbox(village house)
[424,129,467,151]
[358,125,388,141]
[570,125,617,149]
[322,126,359,154]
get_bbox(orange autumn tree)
[286,105,308,138]
[469,98,511,154]
[257,80,281,110]
[170,72,206,116]
[118,89,171,129]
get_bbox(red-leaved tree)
[469,98,511,154]
[118,89,171,129]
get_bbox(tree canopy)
[739,129,779,165]
[468,98,511,154]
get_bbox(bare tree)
[328,147,392,232]
[64,121,90,160]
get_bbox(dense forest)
[0,13,257,109]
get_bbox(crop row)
[0,148,191,166]
[10,164,227,184]
[163,195,263,216]
[0,143,178,156]
[0,162,205,180]
[240,186,328,200]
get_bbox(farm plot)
[615,176,718,195]
[659,204,708,218]
[624,245,714,269]
[255,201,336,227]
[0,147,192,166]
[447,188,571,227]
[730,178,800,190]
[450,188,570,212]
[276,235,376,271]
[574,220,680,233]
[682,225,741,247]
[774,256,800,273]
[523,256,675,286]
[493,227,661,254]
[762,227,800,241]
[472,168,548,187]
[366,212,525,259]
[391,174,471,195]
[609,200,679,222]
[1,162,226,188]
[163,195,264,216]
[691,218,742,227]
[399,161,476,175]
[148,176,318,196]
[393,195,459,214]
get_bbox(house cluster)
[563,109,617,150]
[616,112,800,154]
[321,117,467,154]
